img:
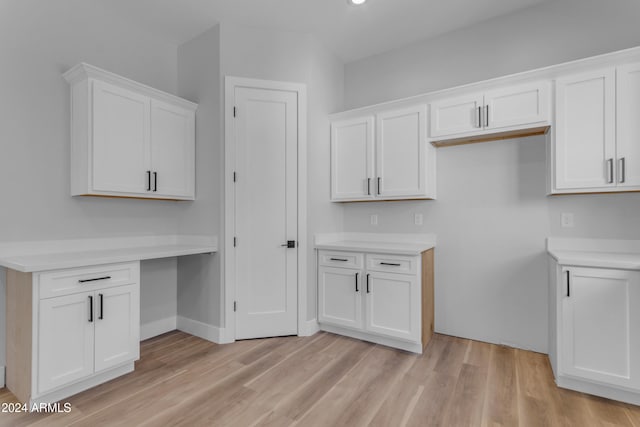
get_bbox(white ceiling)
[99,0,552,63]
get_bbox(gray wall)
[176,25,223,327]
[0,1,186,366]
[342,0,640,352]
[346,0,640,109]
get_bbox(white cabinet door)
[150,100,195,199]
[38,293,94,394]
[617,63,640,188]
[561,267,640,390]
[92,80,151,194]
[330,117,375,201]
[94,285,140,373]
[485,81,550,130]
[554,69,616,190]
[376,106,427,198]
[318,266,363,330]
[365,272,420,343]
[429,94,483,138]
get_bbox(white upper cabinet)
[429,81,550,142]
[554,69,616,191]
[330,117,375,201]
[429,94,484,138]
[92,81,151,195]
[330,105,436,202]
[376,106,430,199]
[617,63,640,188]
[64,63,197,200]
[551,65,640,194]
[150,100,195,198]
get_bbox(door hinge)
[233,237,237,247]
[233,301,237,312]
[233,106,237,117]
[233,172,237,182]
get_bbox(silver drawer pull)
[79,276,111,283]
[380,262,401,267]
[330,258,349,262]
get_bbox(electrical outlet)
[370,214,378,226]
[414,213,423,225]
[561,212,574,228]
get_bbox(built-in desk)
[0,235,217,406]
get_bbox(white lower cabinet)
[549,260,640,404]
[318,249,433,353]
[6,262,140,405]
[365,272,420,343]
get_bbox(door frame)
[222,76,307,343]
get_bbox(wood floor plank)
[482,345,518,427]
[0,331,637,427]
[404,371,458,427]
[441,363,488,427]
[294,345,415,427]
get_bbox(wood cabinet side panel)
[6,269,33,403]
[421,249,435,350]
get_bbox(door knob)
[281,240,296,248]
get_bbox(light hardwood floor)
[1,331,639,426]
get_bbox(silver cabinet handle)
[367,178,371,195]
[607,158,614,184]
[377,177,381,195]
[355,272,359,292]
[485,105,489,127]
[477,106,482,128]
[619,157,626,183]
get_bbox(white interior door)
[234,86,298,340]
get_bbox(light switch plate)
[561,213,574,228]
[414,213,423,225]
[370,214,378,226]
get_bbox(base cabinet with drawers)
[548,258,640,405]
[6,262,140,405]
[318,249,434,353]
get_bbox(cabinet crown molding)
[63,63,197,111]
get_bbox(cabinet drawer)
[318,251,363,269]
[38,262,139,299]
[366,254,418,275]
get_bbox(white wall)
[0,0,185,367]
[342,0,640,352]
[176,25,223,329]
[345,0,640,109]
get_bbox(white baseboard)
[140,316,177,341]
[177,316,225,344]
[0,365,5,388]
[300,319,320,336]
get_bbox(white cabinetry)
[549,258,640,405]
[330,105,435,202]
[429,81,550,143]
[317,249,433,353]
[552,63,640,194]
[64,63,196,200]
[6,262,140,405]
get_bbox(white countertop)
[547,237,640,270]
[0,235,217,272]
[315,232,436,255]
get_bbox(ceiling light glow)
[348,0,367,5]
